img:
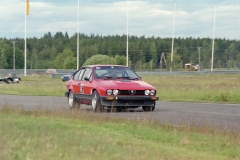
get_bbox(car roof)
[82,64,127,68]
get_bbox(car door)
[71,68,84,95]
[79,67,93,102]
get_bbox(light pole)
[126,1,129,67]
[77,0,80,70]
[11,41,17,70]
[197,47,202,66]
[170,1,176,72]
[211,4,216,71]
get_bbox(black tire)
[107,106,116,112]
[92,90,104,112]
[3,79,10,84]
[116,107,123,112]
[68,90,80,109]
[142,105,155,112]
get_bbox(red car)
[46,68,58,75]
[65,65,158,112]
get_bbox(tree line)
[0,32,239,70]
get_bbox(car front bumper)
[100,95,158,107]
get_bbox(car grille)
[118,100,145,104]
[119,90,145,95]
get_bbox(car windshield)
[94,66,139,80]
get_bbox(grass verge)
[1,107,240,160]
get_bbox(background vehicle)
[61,72,75,81]
[65,65,158,112]
[46,68,58,75]
[185,63,199,72]
[0,74,21,84]
[0,77,9,84]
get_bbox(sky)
[0,0,239,40]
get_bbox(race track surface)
[0,94,240,132]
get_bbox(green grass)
[1,74,240,159]
[143,74,240,104]
[0,75,65,96]
[1,108,240,160]
[1,74,240,103]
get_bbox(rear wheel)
[116,107,123,112]
[142,105,155,112]
[92,91,103,112]
[4,79,10,84]
[68,90,80,109]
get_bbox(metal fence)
[1,69,239,79]
[0,69,76,78]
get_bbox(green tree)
[224,43,239,69]
[165,48,182,71]
[54,49,75,69]
[149,41,158,68]
[0,52,8,69]
[0,41,12,69]
[115,54,126,65]
[64,57,77,69]
[83,54,116,66]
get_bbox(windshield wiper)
[98,76,114,80]
[122,77,139,80]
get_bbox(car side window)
[89,73,92,81]
[81,68,92,80]
[73,69,81,80]
[78,68,85,80]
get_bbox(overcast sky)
[0,0,239,40]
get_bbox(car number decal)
[80,84,84,94]
[95,67,101,69]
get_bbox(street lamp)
[11,41,17,70]
[170,2,176,72]
[197,47,202,66]
[77,0,80,70]
[126,1,129,67]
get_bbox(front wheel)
[92,91,104,112]
[68,90,80,109]
[142,105,155,112]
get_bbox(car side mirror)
[84,77,90,81]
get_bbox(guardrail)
[50,73,69,78]
[0,69,239,78]
[137,70,240,76]
[0,69,76,77]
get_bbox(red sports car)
[65,65,158,112]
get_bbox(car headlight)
[106,89,119,95]
[106,90,112,95]
[113,90,119,95]
[150,90,156,95]
[145,90,150,95]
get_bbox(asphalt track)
[0,94,240,132]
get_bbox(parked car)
[65,65,158,112]
[0,74,21,84]
[61,72,75,81]
[46,68,58,75]
[0,77,9,84]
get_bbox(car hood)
[96,79,155,89]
